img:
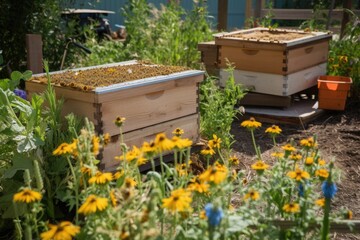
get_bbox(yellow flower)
[113,170,124,179]
[92,136,100,156]
[281,144,296,152]
[251,160,270,173]
[318,159,326,166]
[345,210,353,220]
[53,143,73,155]
[88,171,113,185]
[78,195,108,215]
[305,157,314,165]
[240,117,262,130]
[162,188,192,213]
[289,152,302,161]
[172,136,193,149]
[175,163,189,176]
[199,210,207,219]
[228,155,240,165]
[81,166,93,177]
[208,134,221,149]
[287,168,310,181]
[244,189,260,201]
[114,116,126,127]
[40,221,80,240]
[117,146,146,165]
[200,145,215,156]
[315,169,329,180]
[172,128,184,137]
[124,177,137,188]
[265,125,282,135]
[271,152,284,158]
[199,163,228,184]
[315,198,325,207]
[103,133,111,146]
[141,141,157,157]
[154,133,174,152]
[110,190,117,207]
[300,137,317,149]
[13,188,42,203]
[339,55,348,63]
[283,203,300,213]
[187,177,209,193]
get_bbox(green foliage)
[327,11,360,97]
[77,0,213,69]
[200,66,246,150]
[0,70,32,91]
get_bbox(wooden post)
[254,0,262,19]
[340,0,352,39]
[245,0,253,28]
[26,34,43,74]
[218,0,228,31]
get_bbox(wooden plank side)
[286,41,329,74]
[100,83,199,135]
[61,99,98,124]
[25,81,96,103]
[240,92,292,108]
[215,38,287,51]
[101,114,199,170]
[96,75,203,103]
[260,9,345,20]
[26,34,43,74]
[219,46,286,75]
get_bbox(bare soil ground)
[230,98,360,239]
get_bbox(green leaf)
[22,70,33,80]
[227,216,253,233]
[0,79,10,90]
[2,153,34,179]
[10,71,23,82]
[14,133,38,153]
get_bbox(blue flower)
[14,89,27,100]
[322,181,337,199]
[298,183,304,197]
[204,203,223,227]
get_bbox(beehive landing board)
[241,100,324,125]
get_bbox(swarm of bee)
[30,62,190,92]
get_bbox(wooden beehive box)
[219,63,327,96]
[215,27,332,75]
[26,61,204,170]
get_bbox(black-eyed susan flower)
[283,203,300,213]
[172,136,193,149]
[117,146,143,163]
[315,169,329,180]
[287,168,310,181]
[110,190,117,207]
[265,125,282,135]
[251,160,269,174]
[289,152,302,161]
[81,166,93,177]
[13,188,42,203]
[88,171,113,185]
[40,221,80,240]
[200,145,215,156]
[103,133,111,146]
[172,128,184,137]
[78,195,108,215]
[92,136,100,156]
[318,159,326,166]
[339,55,348,63]
[228,155,240,166]
[271,152,284,159]
[199,163,228,184]
[113,170,124,180]
[124,177,137,188]
[208,134,221,149]
[162,188,192,213]
[53,143,73,155]
[305,157,314,166]
[244,189,260,201]
[300,137,317,149]
[240,117,262,130]
[154,133,174,152]
[281,144,296,153]
[114,116,126,127]
[315,198,325,207]
[175,163,188,177]
[141,141,157,157]
[187,177,209,193]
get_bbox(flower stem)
[66,157,79,224]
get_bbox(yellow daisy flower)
[300,137,317,149]
[208,134,221,149]
[110,190,117,207]
[124,177,137,188]
[162,188,192,213]
[244,189,260,201]
[13,188,42,203]
[240,117,262,130]
[200,145,215,156]
[154,133,174,152]
[315,169,329,180]
[80,166,93,177]
[172,136,193,149]
[40,221,80,240]
[114,116,126,127]
[305,157,314,165]
[199,163,228,184]
[88,171,113,185]
[289,152,302,161]
[315,198,325,207]
[103,133,111,146]
[175,163,188,176]
[53,143,73,155]
[141,141,157,157]
[78,195,108,215]
[287,168,310,181]
[228,155,240,165]
[265,125,282,135]
[318,159,326,166]
[281,144,296,152]
[271,152,284,158]
[92,136,100,156]
[113,170,124,179]
[172,128,184,137]
[187,177,209,193]
[251,160,270,174]
[283,203,300,213]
